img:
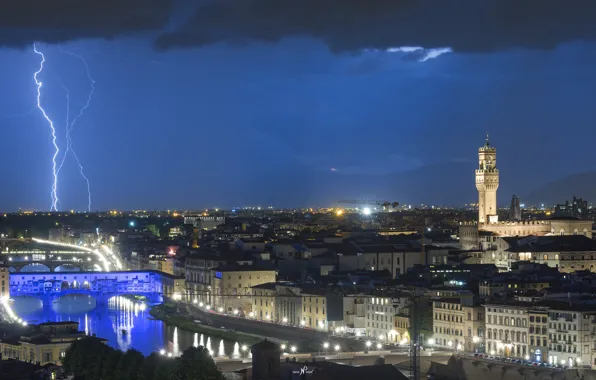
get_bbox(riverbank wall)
[149,304,263,346]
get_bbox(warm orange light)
[336,209,343,216]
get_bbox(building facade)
[484,304,530,359]
[211,265,277,314]
[432,297,484,352]
[251,283,276,320]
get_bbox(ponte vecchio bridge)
[9,270,184,306]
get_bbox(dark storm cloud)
[0,0,173,47]
[154,0,596,53]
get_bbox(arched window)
[543,254,548,261]
[555,254,559,260]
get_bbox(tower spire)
[485,132,490,147]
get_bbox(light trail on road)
[32,237,111,271]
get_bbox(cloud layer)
[2,0,595,55]
[155,0,596,53]
[0,0,173,47]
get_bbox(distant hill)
[523,172,596,206]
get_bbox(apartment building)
[528,308,548,363]
[211,263,277,314]
[251,283,276,320]
[433,296,484,352]
[365,294,412,342]
[546,306,596,367]
[485,303,530,359]
[301,290,328,330]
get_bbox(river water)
[12,295,249,358]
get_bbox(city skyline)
[1,1,596,211]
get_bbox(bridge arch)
[20,263,51,273]
[55,264,82,272]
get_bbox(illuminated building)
[211,263,277,314]
[0,322,106,366]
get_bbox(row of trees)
[62,337,225,380]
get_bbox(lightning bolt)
[33,43,60,211]
[55,48,95,212]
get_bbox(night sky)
[1,0,596,211]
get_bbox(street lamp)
[376,343,382,350]
[159,349,166,355]
[428,338,435,345]
[233,309,239,315]
[300,320,306,326]
[281,344,286,351]
[366,341,372,348]
[334,345,340,352]
[291,346,297,353]
[218,307,223,313]
[199,302,204,307]
[323,342,329,349]
[283,317,288,323]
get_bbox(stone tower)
[475,134,499,224]
[510,195,521,221]
[251,339,281,380]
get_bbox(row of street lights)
[280,344,297,353]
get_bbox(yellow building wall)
[213,269,276,313]
[251,288,275,320]
[0,341,71,366]
[301,294,327,330]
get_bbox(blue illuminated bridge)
[9,270,183,306]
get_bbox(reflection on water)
[12,295,246,357]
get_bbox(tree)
[170,346,224,380]
[102,350,122,380]
[114,349,144,380]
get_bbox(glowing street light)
[205,305,211,310]
[291,346,297,353]
[282,317,288,323]
[323,342,329,349]
[300,320,306,326]
[362,207,371,215]
[159,349,166,355]
[218,307,223,313]
[233,309,239,315]
[281,344,287,350]
[366,341,372,348]
[376,343,382,350]
[199,302,204,307]
[334,345,340,352]
[241,345,247,352]
[428,338,436,345]
[167,352,173,358]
